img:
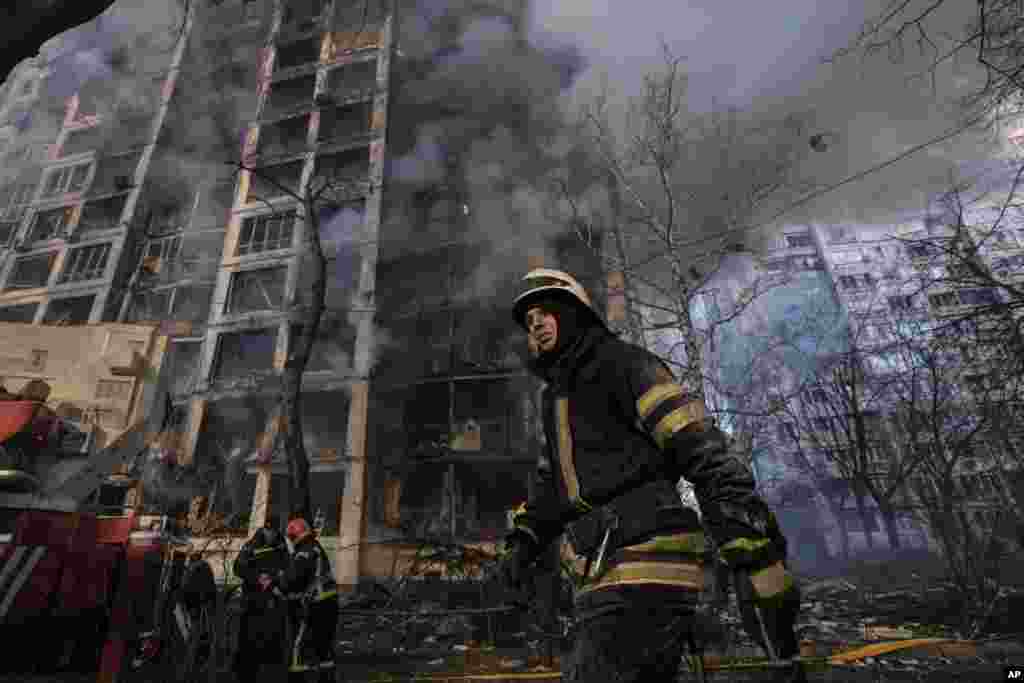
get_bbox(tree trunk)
[279,202,327,523]
[880,505,902,550]
[854,491,875,550]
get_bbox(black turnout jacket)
[514,325,779,564]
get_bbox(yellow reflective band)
[253,547,279,556]
[652,402,704,449]
[720,537,771,555]
[555,397,582,505]
[578,560,705,595]
[625,532,706,556]
[636,383,685,419]
[315,590,338,601]
[749,561,793,599]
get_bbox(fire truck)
[0,379,194,683]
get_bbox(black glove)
[500,531,542,594]
[662,420,730,480]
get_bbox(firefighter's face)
[525,306,558,356]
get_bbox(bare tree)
[833,0,1024,130]
[554,46,813,405]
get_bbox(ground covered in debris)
[1,556,1022,682]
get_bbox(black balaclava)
[525,292,594,379]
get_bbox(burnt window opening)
[226,266,286,314]
[314,147,369,199]
[275,37,321,71]
[6,252,57,289]
[59,243,112,283]
[0,303,38,323]
[127,287,173,322]
[88,154,141,197]
[265,74,316,119]
[61,126,108,157]
[237,210,295,255]
[929,292,958,309]
[282,0,324,26]
[326,60,377,99]
[42,294,95,325]
[317,102,372,144]
[393,461,532,542]
[168,341,202,397]
[78,195,128,234]
[0,183,36,221]
[150,200,190,234]
[143,234,183,269]
[0,220,19,247]
[247,161,303,202]
[172,284,215,322]
[28,206,74,242]
[309,469,344,535]
[288,317,357,373]
[268,474,292,528]
[256,114,309,158]
[213,328,277,379]
[41,162,92,198]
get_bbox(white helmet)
[512,268,603,330]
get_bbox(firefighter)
[500,268,806,683]
[232,522,289,680]
[280,517,339,682]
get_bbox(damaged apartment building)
[0,0,608,587]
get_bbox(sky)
[530,0,1002,233]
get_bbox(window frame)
[6,251,58,289]
[41,161,93,199]
[58,242,113,284]
[27,205,75,242]
[224,265,287,315]
[236,209,296,255]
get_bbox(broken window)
[41,162,92,198]
[237,210,295,255]
[213,328,277,379]
[6,252,57,289]
[327,60,377,99]
[282,0,324,26]
[265,74,316,119]
[167,341,202,397]
[275,37,321,71]
[302,389,350,457]
[785,234,813,248]
[27,206,74,242]
[141,235,183,274]
[42,294,95,325]
[61,126,108,157]
[256,114,309,158]
[309,469,345,535]
[247,161,303,202]
[127,287,173,322]
[172,283,215,322]
[78,195,127,234]
[288,316,357,373]
[226,266,286,314]
[928,292,958,309]
[317,102,372,144]
[0,303,38,323]
[58,243,112,283]
[313,147,369,200]
[88,154,140,197]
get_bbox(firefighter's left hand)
[499,531,541,593]
[257,574,273,591]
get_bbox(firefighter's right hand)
[257,573,273,591]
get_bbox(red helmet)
[286,518,311,542]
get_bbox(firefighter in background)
[501,269,806,683]
[232,520,289,680]
[280,517,339,682]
